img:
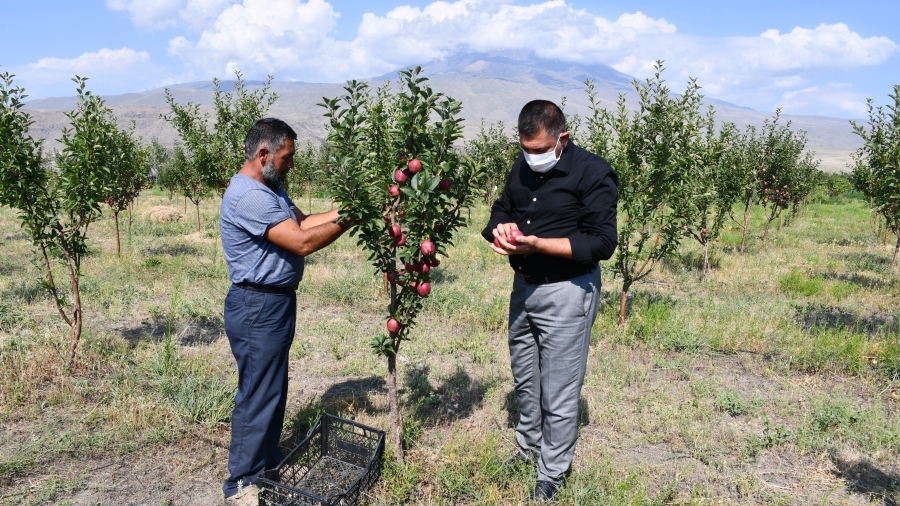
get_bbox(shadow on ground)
[405,364,496,425]
[118,317,225,346]
[795,303,898,336]
[832,453,900,506]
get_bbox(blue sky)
[2,0,898,118]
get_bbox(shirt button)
[532,198,537,202]
[527,220,531,224]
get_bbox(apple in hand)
[509,229,524,246]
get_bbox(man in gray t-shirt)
[220,118,348,506]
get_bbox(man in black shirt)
[483,100,618,502]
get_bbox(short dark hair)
[517,100,566,138]
[244,118,297,161]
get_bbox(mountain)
[23,51,860,172]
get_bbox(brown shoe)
[224,483,258,506]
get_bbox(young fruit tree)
[103,128,149,255]
[0,75,125,367]
[465,120,519,205]
[754,111,820,241]
[580,64,704,324]
[320,67,483,461]
[682,114,741,281]
[851,85,900,265]
[724,125,763,255]
[162,72,277,230]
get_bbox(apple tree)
[851,85,900,265]
[465,120,519,205]
[682,113,741,281]
[162,72,277,230]
[103,127,149,255]
[320,67,483,460]
[581,64,703,324]
[0,74,124,367]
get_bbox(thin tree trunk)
[618,288,628,325]
[114,212,121,256]
[778,211,783,231]
[40,244,71,327]
[64,257,82,368]
[387,352,403,462]
[893,234,900,267]
[701,241,710,282]
[886,227,890,248]
[740,211,751,256]
[184,196,187,214]
[196,202,201,232]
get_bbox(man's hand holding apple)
[490,223,573,258]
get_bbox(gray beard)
[261,158,285,191]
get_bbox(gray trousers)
[508,268,600,484]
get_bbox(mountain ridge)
[22,52,861,171]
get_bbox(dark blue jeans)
[222,285,296,498]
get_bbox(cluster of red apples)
[385,157,450,334]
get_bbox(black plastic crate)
[259,414,385,506]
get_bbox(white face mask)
[522,134,561,173]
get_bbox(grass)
[1,189,900,503]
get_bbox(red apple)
[420,240,436,256]
[417,282,431,297]
[387,318,401,333]
[389,185,400,197]
[394,233,407,246]
[408,159,422,173]
[404,261,415,272]
[439,179,452,190]
[399,152,408,162]
[389,225,401,237]
[383,215,391,224]
[429,258,440,267]
[387,272,396,283]
[508,229,524,246]
[419,262,430,274]
[494,237,502,248]
[395,169,408,183]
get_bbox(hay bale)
[142,206,184,222]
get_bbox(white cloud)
[777,83,869,118]
[106,0,237,30]
[12,48,164,98]
[161,0,897,110]
[168,0,342,78]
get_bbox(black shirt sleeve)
[568,163,619,262]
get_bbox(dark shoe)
[530,481,560,503]
[504,448,538,467]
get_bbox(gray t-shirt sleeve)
[232,189,292,238]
